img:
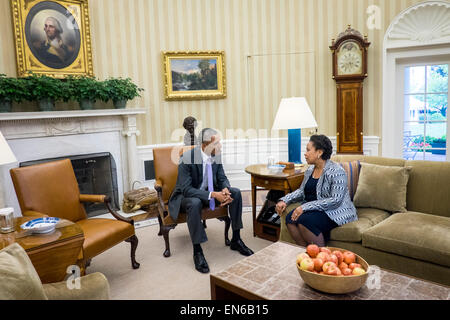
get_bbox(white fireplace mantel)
[0,108,146,121]
[0,108,147,216]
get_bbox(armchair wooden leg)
[157,215,163,236]
[218,216,231,246]
[224,216,231,246]
[162,225,175,257]
[125,235,140,269]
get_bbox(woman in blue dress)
[275,135,357,247]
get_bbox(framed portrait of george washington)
[163,51,226,101]
[11,0,93,78]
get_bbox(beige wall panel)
[248,51,316,137]
[0,0,430,148]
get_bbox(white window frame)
[399,61,449,161]
[383,46,450,161]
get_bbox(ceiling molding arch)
[385,1,450,49]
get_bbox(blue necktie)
[206,159,215,210]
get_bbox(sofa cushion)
[405,160,450,218]
[330,207,390,243]
[362,212,450,267]
[353,162,411,213]
[337,160,361,201]
[0,243,48,300]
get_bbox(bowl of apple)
[296,245,369,294]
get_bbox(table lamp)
[0,131,17,208]
[272,97,318,164]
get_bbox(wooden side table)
[245,164,306,242]
[0,216,84,284]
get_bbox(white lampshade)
[0,131,16,166]
[272,97,318,130]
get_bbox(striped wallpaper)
[0,0,430,147]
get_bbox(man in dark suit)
[168,128,254,273]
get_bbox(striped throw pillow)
[338,160,361,201]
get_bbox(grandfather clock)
[330,26,370,154]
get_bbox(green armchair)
[0,243,110,300]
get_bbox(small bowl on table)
[20,217,60,234]
[297,247,369,294]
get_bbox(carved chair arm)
[104,196,134,225]
[154,179,163,191]
[79,194,132,225]
[80,194,106,203]
[154,184,168,221]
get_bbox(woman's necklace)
[312,167,323,179]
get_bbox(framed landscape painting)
[163,51,226,101]
[11,0,94,78]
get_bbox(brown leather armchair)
[10,159,140,272]
[153,146,231,257]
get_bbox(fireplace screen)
[20,152,120,217]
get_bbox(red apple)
[300,258,315,272]
[325,265,339,276]
[320,247,332,254]
[312,258,324,272]
[338,262,349,270]
[336,268,343,276]
[342,268,353,276]
[322,261,337,273]
[306,244,320,258]
[316,252,330,262]
[349,263,362,270]
[296,252,310,265]
[328,254,339,265]
[319,271,325,275]
[343,251,356,265]
[332,250,344,265]
[352,267,366,275]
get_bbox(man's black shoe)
[230,239,254,256]
[193,252,209,273]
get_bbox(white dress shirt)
[200,149,213,200]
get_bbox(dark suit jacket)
[168,147,231,221]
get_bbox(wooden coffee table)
[0,216,84,284]
[210,241,450,300]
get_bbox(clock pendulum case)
[330,26,370,154]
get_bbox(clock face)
[337,40,363,75]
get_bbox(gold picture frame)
[163,51,226,101]
[11,0,94,78]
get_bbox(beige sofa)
[280,155,450,286]
[0,243,110,300]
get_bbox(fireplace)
[0,108,145,217]
[20,152,120,217]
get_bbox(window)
[403,64,448,161]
